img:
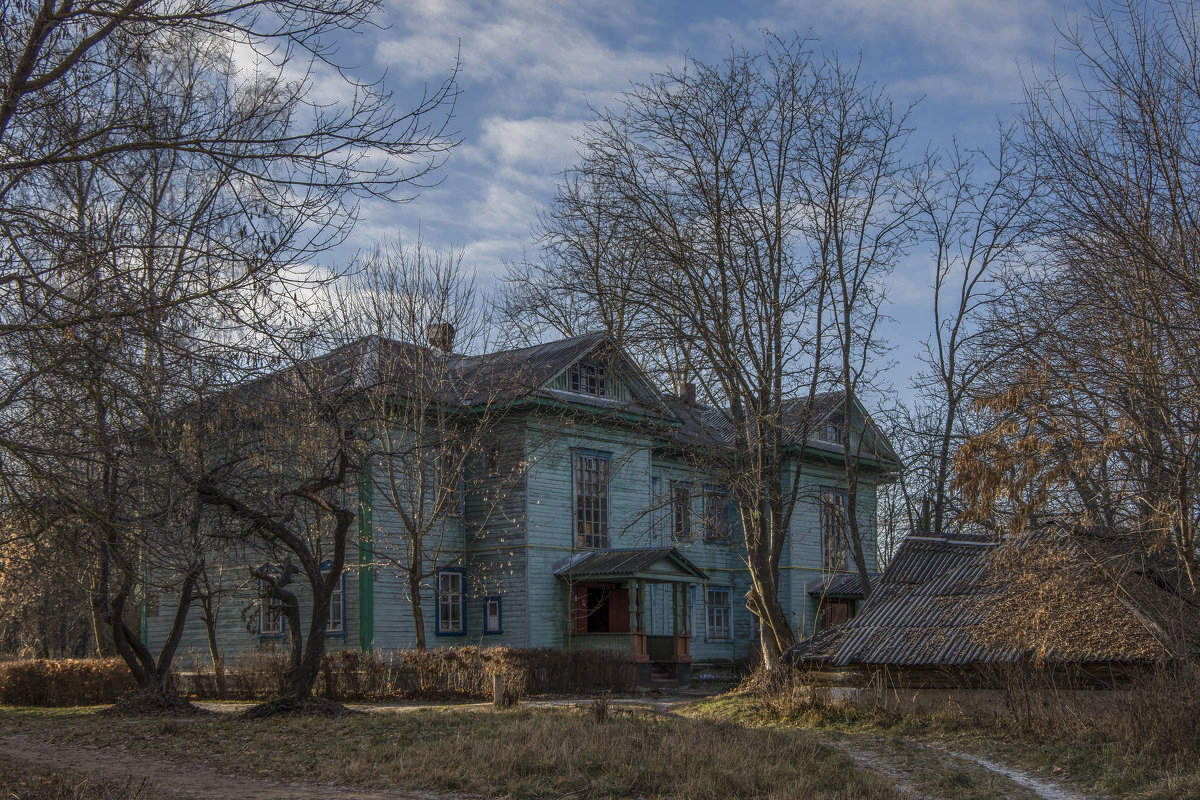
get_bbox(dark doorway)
[819,599,854,630]
[573,583,630,633]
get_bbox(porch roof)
[807,572,877,599]
[553,547,708,583]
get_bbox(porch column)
[631,580,648,664]
[670,582,692,686]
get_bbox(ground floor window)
[437,569,465,635]
[705,586,732,640]
[484,596,502,634]
[257,580,284,636]
[321,561,345,635]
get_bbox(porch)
[554,548,708,686]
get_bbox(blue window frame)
[320,560,346,636]
[435,568,466,636]
[483,596,502,634]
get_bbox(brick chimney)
[426,322,455,353]
[682,382,696,407]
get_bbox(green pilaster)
[357,466,374,651]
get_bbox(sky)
[323,0,1090,399]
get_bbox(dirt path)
[820,734,1096,800]
[935,747,1093,800]
[0,732,453,800]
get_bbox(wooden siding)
[146,406,883,668]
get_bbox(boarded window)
[819,598,854,630]
[574,451,610,548]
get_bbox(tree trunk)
[202,607,226,699]
[410,574,427,651]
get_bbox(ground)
[0,694,1176,800]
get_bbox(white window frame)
[568,360,608,397]
[436,569,465,635]
[705,586,732,641]
[484,596,502,634]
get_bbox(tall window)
[321,561,345,635]
[437,569,465,634]
[703,486,730,541]
[671,481,692,540]
[821,487,850,570]
[568,360,608,397]
[436,446,465,517]
[574,450,610,548]
[257,581,283,636]
[706,587,731,640]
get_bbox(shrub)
[173,646,636,701]
[0,658,135,706]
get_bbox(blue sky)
[332,0,1088,396]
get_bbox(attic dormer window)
[820,413,844,443]
[569,361,607,397]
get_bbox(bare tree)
[901,132,1040,539]
[0,2,458,709]
[799,57,921,601]
[195,341,364,711]
[330,240,491,649]
[508,36,892,667]
[957,0,1200,584]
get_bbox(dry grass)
[691,666,1200,799]
[0,753,150,800]
[0,704,901,800]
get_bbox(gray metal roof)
[788,535,1018,667]
[807,572,876,598]
[552,548,708,581]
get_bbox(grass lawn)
[0,703,902,800]
[684,691,1200,800]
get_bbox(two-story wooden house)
[146,330,899,680]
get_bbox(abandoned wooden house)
[786,528,1193,688]
[145,330,899,681]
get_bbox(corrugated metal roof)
[807,572,876,598]
[553,547,708,581]
[788,535,1020,667]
